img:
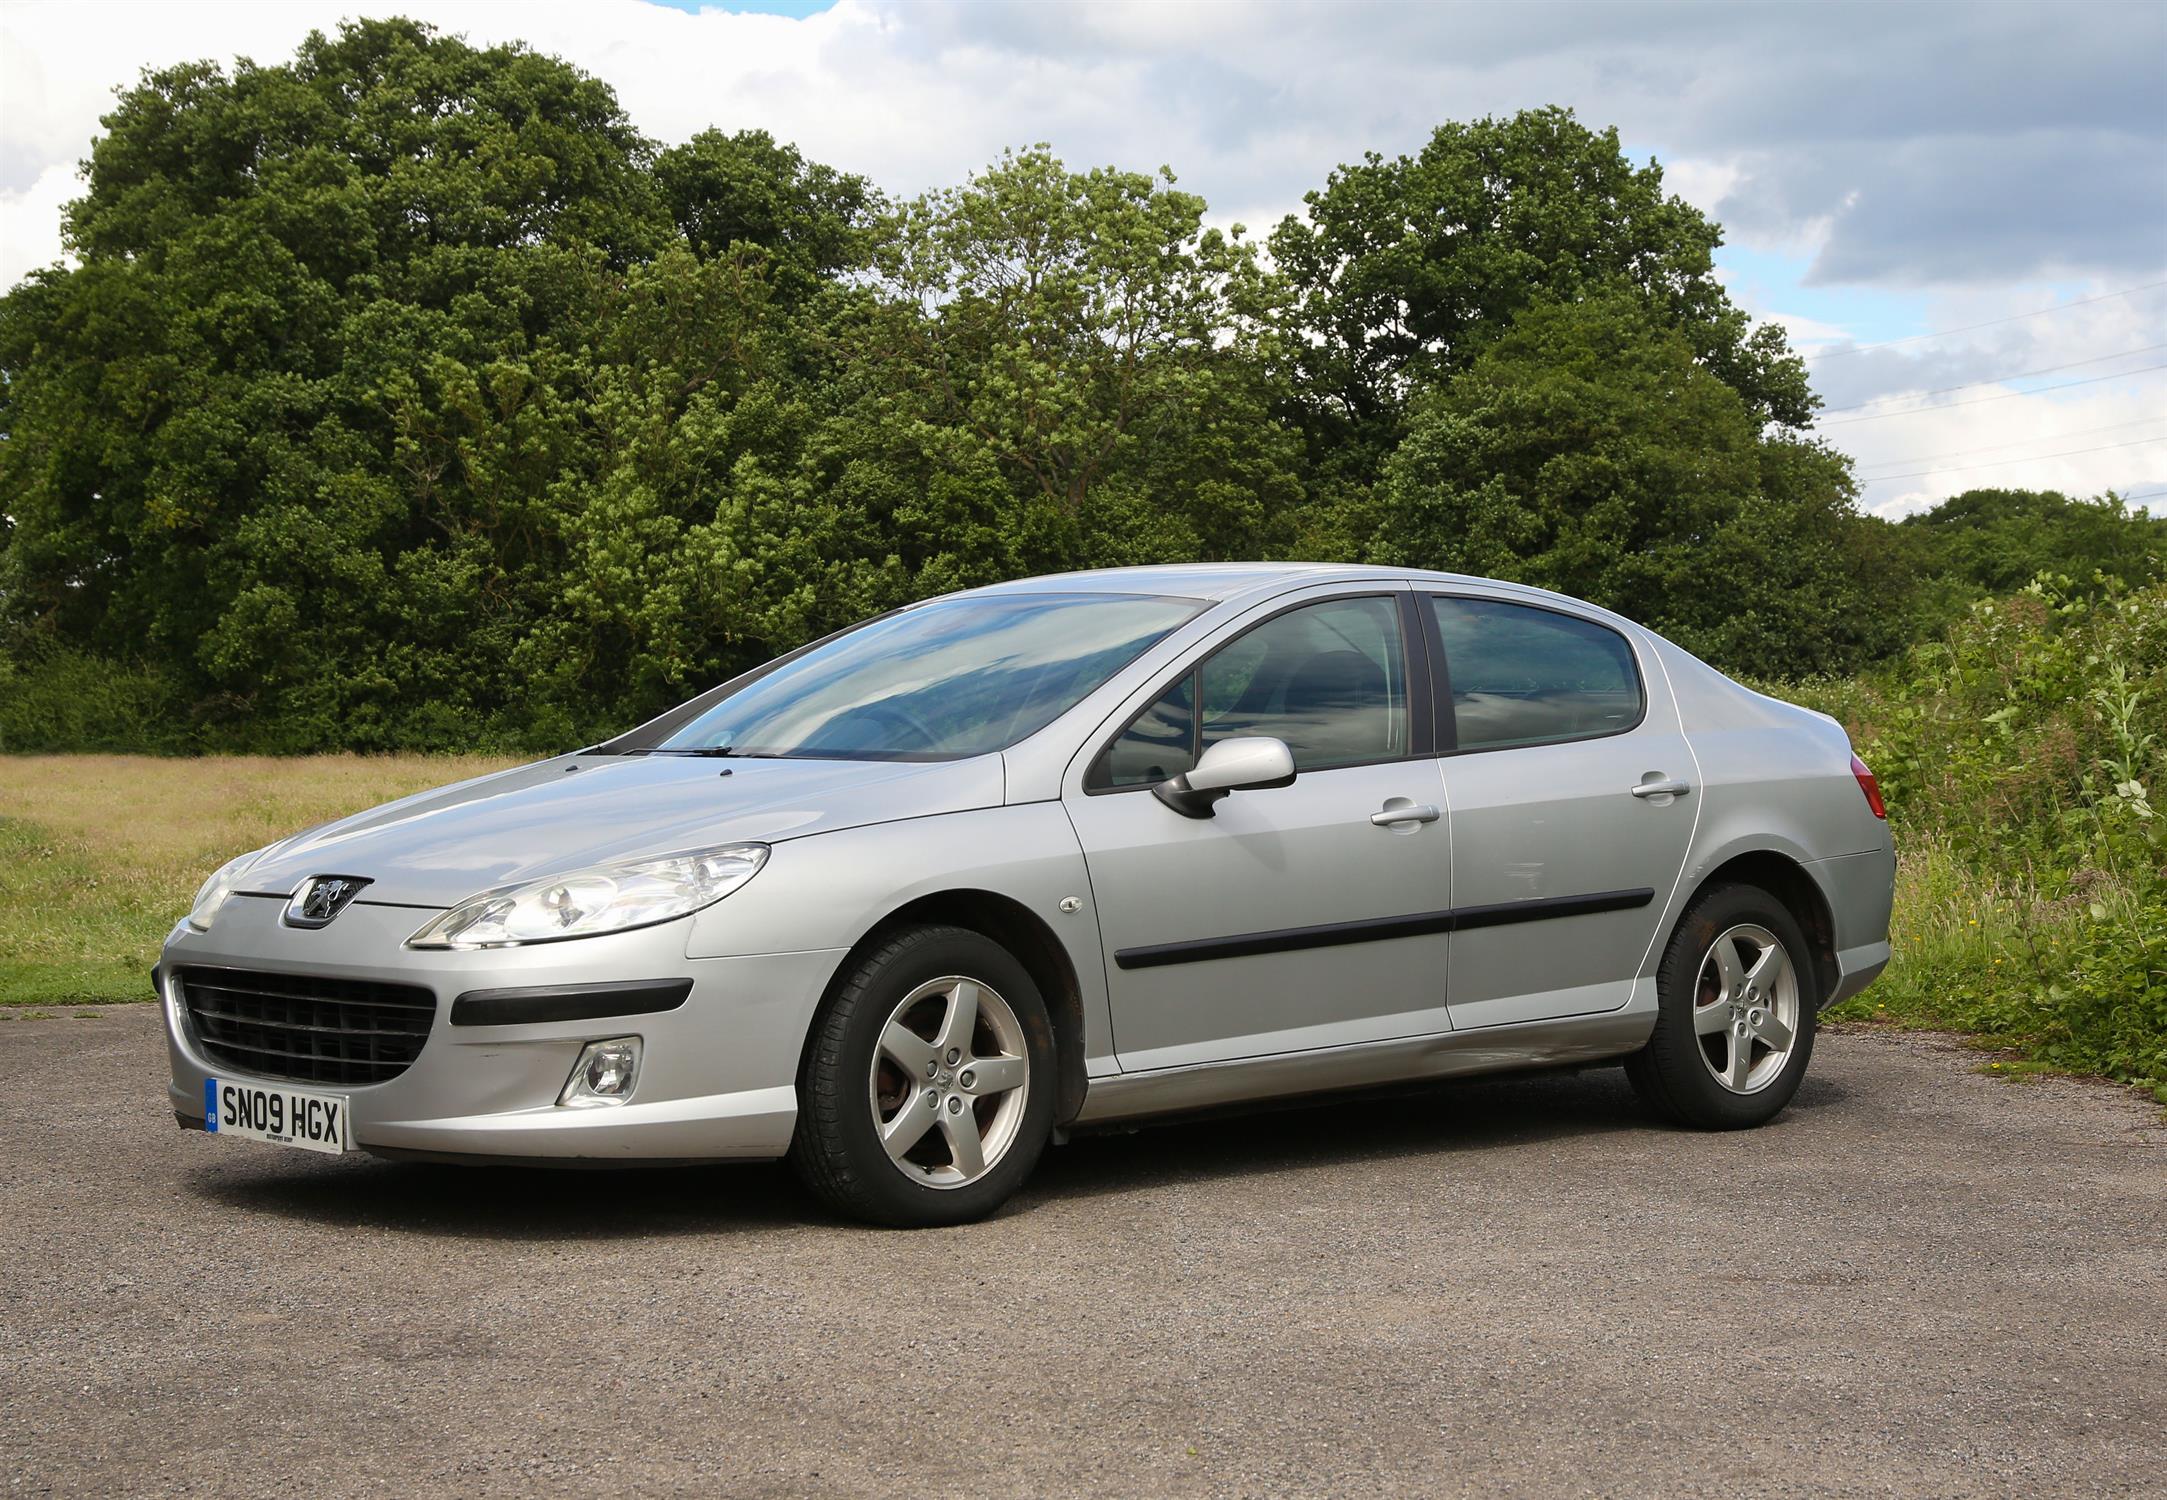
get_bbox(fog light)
[560,1037,642,1108]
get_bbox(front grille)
[177,966,436,1086]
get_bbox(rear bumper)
[1827,941,1891,1008]
[1808,844,1897,1010]
[160,897,844,1162]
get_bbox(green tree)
[0,17,1964,753]
[1270,107,1814,482]
[656,128,871,297]
[510,247,839,735]
[1339,294,1898,675]
[0,19,684,746]
[1900,488,2167,596]
[840,147,1306,575]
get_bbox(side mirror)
[1152,736,1297,819]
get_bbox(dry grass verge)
[0,754,518,1005]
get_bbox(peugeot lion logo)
[284,875,371,929]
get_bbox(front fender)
[683,802,1110,1070]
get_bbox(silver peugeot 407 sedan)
[160,565,1894,1225]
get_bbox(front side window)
[1092,595,1409,787]
[656,593,1202,761]
[1428,596,1642,751]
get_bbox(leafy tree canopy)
[656,128,871,295]
[850,148,1301,552]
[1269,107,1815,475]
[1325,294,1902,676]
[1900,487,2166,596]
[3,25,2149,754]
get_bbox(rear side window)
[1428,596,1642,751]
[1092,595,1410,786]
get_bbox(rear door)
[1422,593,1698,1030]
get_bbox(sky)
[2,0,2163,516]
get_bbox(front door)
[1422,593,1699,1030]
[1064,590,1457,1071]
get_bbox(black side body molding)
[449,978,695,1027]
[1112,888,1656,971]
[1448,887,1657,932]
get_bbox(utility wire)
[1819,341,2167,413]
[1853,417,2167,473]
[1817,363,2167,427]
[1858,436,2166,484]
[1803,279,2167,362]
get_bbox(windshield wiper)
[631,745,745,758]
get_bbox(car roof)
[951,562,1335,601]
[958,563,1601,612]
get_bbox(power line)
[1854,417,2167,473]
[1859,436,2166,484]
[2122,487,2167,503]
[1817,363,2167,427]
[1819,342,2167,413]
[1803,278,2167,362]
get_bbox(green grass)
[1830,833,2033,1046]
[1779,583,2167,1104]
[1824,831,2167,1103]
[0,754,518,1006]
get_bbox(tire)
[787,924,1056,1227]
[1625,883,1819,1129]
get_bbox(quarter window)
[1095,673,1195,787]
[1428,597,1641,751]
[1093,596,1409,787]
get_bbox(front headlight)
[187,847,271,932]
[406,843,770,949]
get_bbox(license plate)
[203,1078,351,1155]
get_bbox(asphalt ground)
[2,1005,2162,1498]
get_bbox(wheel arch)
[823,888,1089,1128]
[1677,851,1839,1006]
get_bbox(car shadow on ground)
[1034,1065,1851,1205]
[187,1154,809,1241]
[185,1065,1851,1237]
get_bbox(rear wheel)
[1625,884,1817,1129]
[788,924,1055,1226]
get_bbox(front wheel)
[787,924,1055,1227]
[1625,884,1818,1129]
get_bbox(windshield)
[656,592,1204,761]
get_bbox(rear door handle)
[1371,802,1442,826]
[1630,779,1693,799]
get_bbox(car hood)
[238,754,1006,909]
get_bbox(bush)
[1778,579,2167,1096]
[0,645,192,754]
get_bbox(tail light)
[1850,754,1887,819]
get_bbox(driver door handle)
[1630,779,1693,799]
[1371,803,1442,826]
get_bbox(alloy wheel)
[866,975,1031,1189]
[1691,923,1802,1095]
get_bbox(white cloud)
[0,158,79,282]
[1847,383,2167,519]
[1804,282,2167,514]
[1657,157,1743,221]
[1761,310,1856,349]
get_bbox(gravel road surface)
[3,1005,2162,1498]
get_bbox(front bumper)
[161,895,844,1162]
